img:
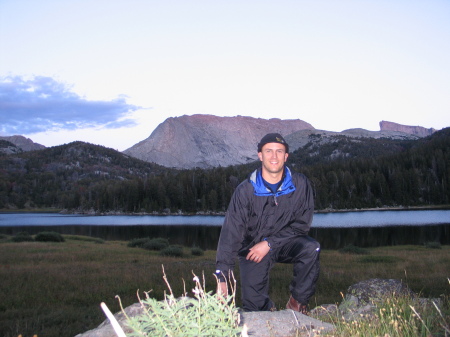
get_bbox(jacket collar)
[249,166,296,197]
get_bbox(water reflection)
[1,210,449,227]
[0,210,449,250]
[0,223,448,250]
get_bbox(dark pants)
[238,235,320,311]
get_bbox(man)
[215,133,320,314]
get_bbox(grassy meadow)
[0,234,449,337]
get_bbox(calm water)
[0,209,449,227]
[1,210,449,249]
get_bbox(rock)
[337,278,415,321]
[240,310,334,337]
[75,303,144,337]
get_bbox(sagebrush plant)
[128,237,151,248]
[11,231,34,242]
[119,267,242,336]
[143,238,170,251]
[34,231,65,242]
[159,245,184,257]
[191,246,204,256]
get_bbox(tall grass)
[321,291,449,337]
[0,235,448,337]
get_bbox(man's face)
[258,142,288,176]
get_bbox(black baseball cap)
[257,133,289,153]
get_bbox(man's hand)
[246,240,271,263]
[217,281,228,298]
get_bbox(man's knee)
[296,236,320,258]
[307,238,320,254]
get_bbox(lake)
[0,210,449,249]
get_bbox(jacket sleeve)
[265,174,315,250]
[215,183,249,280]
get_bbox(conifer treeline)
[0,129,448,212]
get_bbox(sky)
[1,0,449,151]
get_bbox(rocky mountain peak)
[379,121,436,137]
[123,114,314,169]
[0,135,46,152]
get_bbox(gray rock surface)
[240,310,334,337]
[75,303,144,337]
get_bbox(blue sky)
[1,0,449,151]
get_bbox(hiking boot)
[286,295,308,315]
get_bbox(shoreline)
[1,204,450,215]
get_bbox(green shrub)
[127,237,151,248]
[11,232,34,242]
[34,231,65,242]
[339,244,370,255]
[160,245,183,257]
[143,238,170,251]
[424,241,442,249]
[191,246,204,256]
[121,272,241,336]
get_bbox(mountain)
[123,115,423,169]
[0,135,45,152]
[123,114,314,169]
[379,121,435,137]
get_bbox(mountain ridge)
[123,115,428,169]
[1,116,440,169]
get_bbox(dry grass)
[0,236,448,337]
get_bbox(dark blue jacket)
[216,166,314,277]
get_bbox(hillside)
[1,128,448,212]
[287,130,417,167]
[0,141,168,211]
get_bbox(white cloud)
[0,76,140,134]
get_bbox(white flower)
[193,276,200,283]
